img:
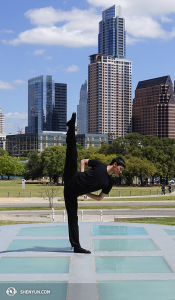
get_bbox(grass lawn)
[115,217,175,226]
[0,181,64,198]
[0,180,170,198]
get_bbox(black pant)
[64,123,80,248]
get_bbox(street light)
[13,145,19,182]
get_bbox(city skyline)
[1,0,175,133]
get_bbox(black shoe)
[66,112,76,127]
[74,247,91,254]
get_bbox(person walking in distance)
[64,112,126,254]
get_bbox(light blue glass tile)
[95,256,173,273]
[6,239,71,252]
[98,281,175,300]
[93,239,159,251]
[164,229,175,235]
[0,282,67,300]
[0,257,70,274]
[17,226,68,236]
[91,226,147,236]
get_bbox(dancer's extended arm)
[86,192,106,201]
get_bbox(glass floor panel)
[6,239,71,252]
[97,281,175,300]
[0,257,70,274]
[164,229,175,235]
[91,226,147,236]
[93,239,159,251]
[95,256,173,273]
[0,282,67,300]
[17,226,68,236]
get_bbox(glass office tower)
[26,76,67,133]
[77,80,88,134]
[52,83,67,131]
[98,5,126,58]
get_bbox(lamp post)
[13,145,19,182]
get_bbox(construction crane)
[17,127,23,134]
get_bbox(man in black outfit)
[64,112,126,254]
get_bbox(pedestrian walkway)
[0,222,175,299]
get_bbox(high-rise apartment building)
[77,80,88,134]
[26,75,67,134]
[88,5,131,138]
[98,5,126,58]
[0,108,5,134]
[132,76,175,138]
[88,54,132,137]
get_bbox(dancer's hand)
[86,192,105,201]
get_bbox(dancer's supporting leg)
[64,113,91,254]
[64,113,80,249]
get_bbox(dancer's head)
[109,157,126,175]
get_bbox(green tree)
[41,146,66,184]
[123,156,157,186]
[24,152,42,180]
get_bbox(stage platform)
[0,222,175,299]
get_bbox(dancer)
[64,112,126,254]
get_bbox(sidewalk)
[0,191,175,204]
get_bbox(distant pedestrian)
[168,184,172,194]
[161,185,165,195]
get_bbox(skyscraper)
[88,54,132,137]
[53,83,67,132]
[98,5,126,58]
[88,5,132,138]
[0,108,5,134]
[26,75,67,133]
[77,80,88,134]
[132,76,175,138]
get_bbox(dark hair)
[110,157,126,168]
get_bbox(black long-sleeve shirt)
[75,159,113,197]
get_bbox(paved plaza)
[0,222,175,299]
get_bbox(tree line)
[22,133,175,185]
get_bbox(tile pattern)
[0,223,175,300]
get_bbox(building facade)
[88,54,132,138]
[0,134,6,150]
[132,76,175,138]
[26,75,67,134]
[52,83,67,131]
[6,132,106,156]
[76,133,108,148]
[98,5,126,59]
[0,108,5,134]
[77,80,88,134]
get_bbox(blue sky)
[1,0,175,133]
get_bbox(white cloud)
[2,2,175,47]
[87,0,175,42]
[33,49,45,55]
[30,69,35,73]
[46,67,57,73]
[161,16,174,23]
[63,65,80,72]
[0,80,15,90]
[0,29,14,33]
[2,7,100,47]
[44,56,52,60]
[87,0,175,16]
[5,111,28,120]
[13,79,26,85]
